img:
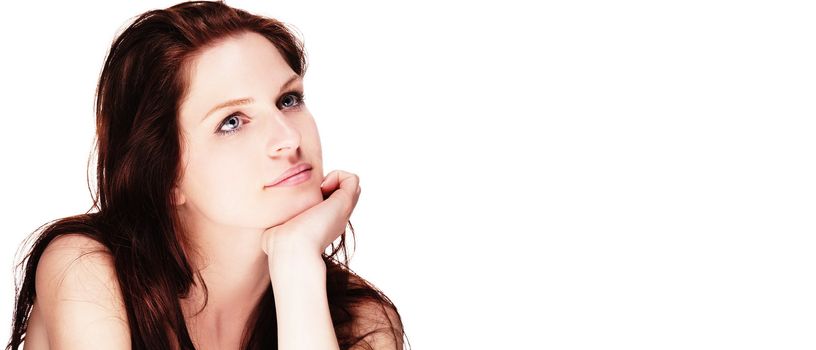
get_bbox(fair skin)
[28,31,400,350]
[172,31,358,349]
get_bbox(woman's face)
[174,31,323,230]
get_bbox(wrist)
[268,252,326,282]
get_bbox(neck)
[177,210,271,342]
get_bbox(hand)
[261,170,361,262]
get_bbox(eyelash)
[215,90,306,136]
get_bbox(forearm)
[269,254,340,350]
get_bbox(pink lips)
[265,163,313,188]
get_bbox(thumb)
[320,171,340,198]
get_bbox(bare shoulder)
[35,233,131,349]
[346,274,405,350]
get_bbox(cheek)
[184,147,262,224]
[301,118,323,159]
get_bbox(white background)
[1,1,815,349]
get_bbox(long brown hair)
[7,1,408,349]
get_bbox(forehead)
[178,31,295,125]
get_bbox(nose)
[265,109,301,157]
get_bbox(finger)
[319,171,360,248]
[321,170,361,214]
[336,171,359,193]
[353,184,361,209]
[322,170,357,195]
[320,170,340,198]
[333,171,360,214]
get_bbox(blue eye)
[280,91,305,109]
[216,114,243,136]
[214,90,306,137]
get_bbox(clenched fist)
[260,170,361,263]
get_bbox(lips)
[265,163,313,187]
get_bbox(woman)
[7,1,407,349]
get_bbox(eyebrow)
[201,74,303,123]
